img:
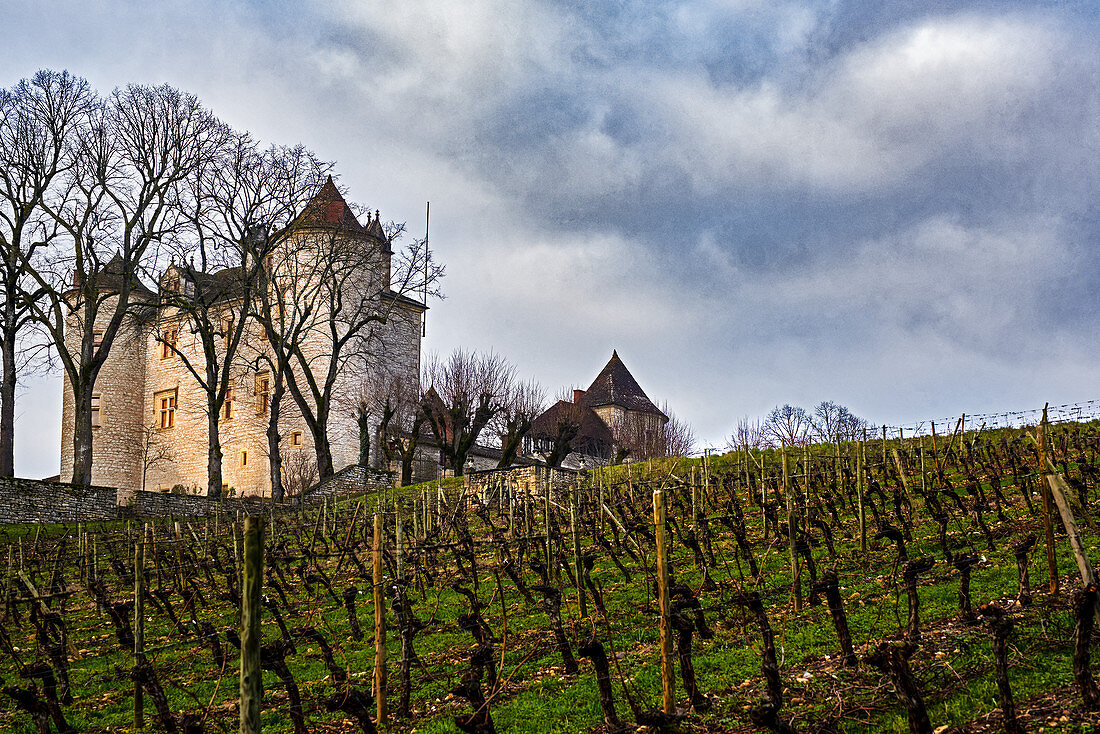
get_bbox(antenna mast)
[422,201,429,337]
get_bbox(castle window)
[161,328,178,359]
[241,450,248,467]
[223,316,234,346]
[222,388,233,420]
[291,431,303,446]
[90,394,101,428]
[156,389,177,429]
[92,331,103,349]
[256,372,270,414]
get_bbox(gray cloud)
[2,0,1097,477]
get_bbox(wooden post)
[240,515,265,734]
[396,513,404,581]
[545,472,553,578]
[784,450,801,611]
[1039,406,1059,595]
[134,529,146,729]
[571,487,586,619]
[857,431,867,553]
[653,488,674,714]
[373,513,388,725]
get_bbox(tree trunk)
[315,431,334,479]
[70,380,94,487]
[268,373,285,502]
[206,396,223,498]
[0,332,15,478]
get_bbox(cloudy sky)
[4,0,1098,477]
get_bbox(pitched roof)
[81,252,157,299]
[295,176,389,249]
[581,351,667,418]
[529,400,614,459]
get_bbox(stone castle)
[60,179,425,498]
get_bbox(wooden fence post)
[134,527,145,729]
[240,515,265,734]
[571,486,586,619]
[374,513,388,725]
[653,487,674,714]
[784,450,801,611]
[1038,406,1059,595]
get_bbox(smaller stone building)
[527,351,669,467]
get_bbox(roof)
[80,253,157,299]
[580,351,667,418]
[294,176,390,247]
[529,400,615,459]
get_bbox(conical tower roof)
[295,176,386,240]
[581,351,667,418]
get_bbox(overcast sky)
[4,0,1098,478]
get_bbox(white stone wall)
[61,226,425,499]
[59,297,148,495]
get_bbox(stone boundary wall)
[0,478,119,524]
[466,465,584,504]
[0,466,393,524]
[301,465,393,503]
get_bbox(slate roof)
[580,351,667,418]
[80,253,157,299]
[529,400,614,445]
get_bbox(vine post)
[653,487,674,714]
[373,513,388,725]
[240,515,265,734]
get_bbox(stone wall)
[466,464,584,505]
[302,464,392,503]
[0,477,119,523]
[0,467,393,525]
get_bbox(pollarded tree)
[420,349,512,477]
[491,377,545,469]
[0,70,95,478]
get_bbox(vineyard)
[1,415,1100,733]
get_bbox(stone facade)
[60,180,425,500]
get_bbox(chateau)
[60,179,425,499]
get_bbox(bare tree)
[812,400,870,443]
[358,369,426,486]
[764,404,812,447]
[24,81,220,485]
[420,349,512,477]
[0,70,94,477]
[491,377,545,469]
[728,416,769,451]
[127,421,172,494]
[281,449,318,498]
[614,402,695,460]
[156,136,327,497]
[256,183,442,481]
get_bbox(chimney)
[573,389,584,404]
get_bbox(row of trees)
[730,400,872,450]
[360,352,695,484]
[362,350,696,485]
[0,70,440,491]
